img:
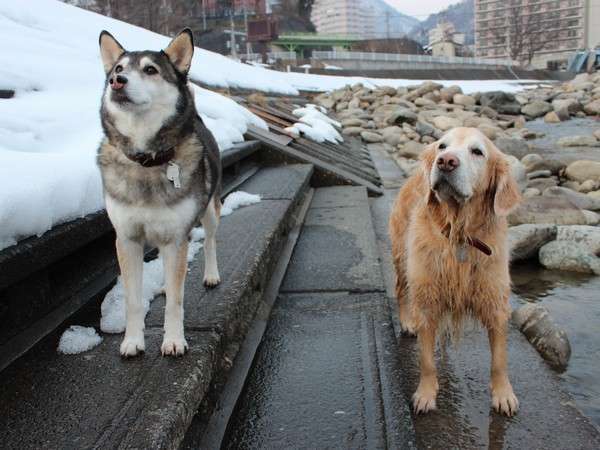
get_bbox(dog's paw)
[161,336,188,356]
[491,382,519,417]
[412,381,438,414]
[203,275,221,288]
[400,321,417,337]
[120,334,145,357]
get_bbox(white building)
[310,0,376,39]
[428,21,466,57]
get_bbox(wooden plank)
[247,124,293,146]
[247,106,294,129]
[246,128,383,196]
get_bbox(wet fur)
[389,127,521,416]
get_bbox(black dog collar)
[126,147,175,167]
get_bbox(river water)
[511,261,600,428]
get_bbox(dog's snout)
[110,75,128,90]
[437,153,460,172]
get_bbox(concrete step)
[0,164,313,450]
[221,186,417,449]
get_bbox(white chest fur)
[105,194,197,245]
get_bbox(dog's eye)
[438,143,447,150]
[471,147,484,156]
[144,66,158,75]
[115,65,123,73]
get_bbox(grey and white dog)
[97,29,221,357]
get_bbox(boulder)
[479,91,521,115]
[508,224,557,261]
[405,81,443,101]
[526,159,566,175]
[557,135,599,147]
[578,179,600,193]
[527,177,558,191]
[360,131,383,143]
[523,188,541,197]
[394,156,420,176]
[594,129,600,141]
[543,111,561,123]
[543,186,600,211]
[552,98,582,116]
[453,93,476,107]
[583,99,600,115]
[527,170,552,179]
[521,101,552,119]
[340,118,365,128]
[432,116,461,131]
[521,153,543,170]
[386,108,418,125]
[341,127,364,136]
[512,304,571,368]
[539,240,600,275]
[381,126,404,146]
[565,160,600,182]
[416,120,437,137]
[556,225,600,251]
[440,85,462,103]
[494,137,530,159]
[508,196,588,226]
[398,140,425,159]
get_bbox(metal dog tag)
[456,243,468,263]
[166,162,181,189]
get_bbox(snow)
[58,325,103,354]
[0,0,543,251]
[99,191,260,334]
[285,105,343,144]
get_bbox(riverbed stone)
[557,135,599,147]
[397,140,424,159]
[539,240,600,275]
[565,160,600,182]
[509,224,557,261]
[522,101,552,119]
[360,131,383,143]
[512,304,571,368]
[508,196,588,226]
[494,137,530,159]
[543,186,600,211]
[479,91,521,115]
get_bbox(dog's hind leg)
[116,238,145,357]
[201,196,221,288]
[161,239,189,356]
[488,322,519,416]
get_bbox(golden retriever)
[389,127,521,416]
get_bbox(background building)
[474,0,600,68]
[310,0,376,39]
[428,21,466,57]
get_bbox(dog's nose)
[437,153,460,172]
[109,75,128,90]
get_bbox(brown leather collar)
[125,147,175,167]
[441,223,492,256]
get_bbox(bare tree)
[496,5,547,65]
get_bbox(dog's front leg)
[413,323,439,413]
[161,239,189,356]
[116,238,145,357]
[488,323,519,416]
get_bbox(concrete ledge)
[0,164,313,450]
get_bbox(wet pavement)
[512,261,600,428]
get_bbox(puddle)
[511,261,600,427]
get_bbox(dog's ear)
[419,143,439,205]
[492,157,521,216]
[99,31,125,73]
[164,28,194,75]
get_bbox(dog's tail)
[196,115,222,203]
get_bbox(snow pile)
[220,191,262,217]
[99,191,260,334]
[58,325,103,354]
[285,105,343,144]
[0,0,265,251]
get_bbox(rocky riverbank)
[314,72,600,276]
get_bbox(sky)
[384,0,461,19]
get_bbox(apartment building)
[310,0,376,39]
[474,0,600,68]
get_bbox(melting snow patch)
[285,105,343,144]
[221,191,262,217]
[58,326,103,354]
[98,192,260,333]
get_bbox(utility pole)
[230,12,237,59]
[385,10,390,40]
[244,7,251,59]
[202,0,206,31]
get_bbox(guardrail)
[245,51,297,62]
[311,50,515,67]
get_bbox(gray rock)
[565,160,600,182]
[543,186,600,211]
[508,196,588,226]
[527,170,552,179]
[387,108,417,125]
[543,111,561,123]
[556,225,600,252]
[453,93,476,107]
[494,137,530,159]
[398,140,424,159]
[340,118,365,128]
[341,126,364,136]
[526,159,566,175]
[583,99,600,115]
[522,101,553,119]
[552,98,582,116]
[381,126,403,146]
[416,120,436,137]
[523,187,541,197]
[360,131,383,143]
[479,91,521,115]
[433,116,461,131]
[509,224,557,261]
[512,304,571,368]
[557,135,600,147]
[521,153,543,169]
[506,154,527,191]
[539,240,600,275]
[527,177,558,191]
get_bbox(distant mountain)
[371,0,420,38]
[408,0,474,46]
